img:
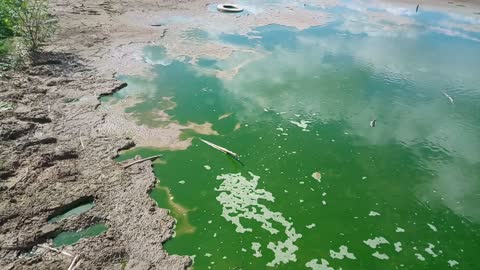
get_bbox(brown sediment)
[100,94,219,149]
[156,185,196,236]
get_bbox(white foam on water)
[415,253,426,261]
[215,172,302,267]
[322,200,327,205]
[205,253,212,257]
[190,255,196,263]
[363,237,389,248]
[276,127,284,131]
[252,242,262,258]
[329,245,356,260]
[305,259,335,270]
[311,172,322,182]
[425,243,438,257]
[448,260,459,267]
[395,227,405,232]
[322,192,327,196]
[306,223,316,229]
[290,120,311,131]
[178,180,186,184]
[208,220,212,224]
[369,211,380,216]
[394,242,402,252]
[362,176,367,180]
[427,223,438,232]
[300,199,304,203]
[372,251,389,260]
[204,165,211,170]
[241,248,247,252]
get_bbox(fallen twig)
[37,244,73,257]
[199,139,240,159]
[79,137,85,149]
[121,155,162,168]
[71,259,83,270]
[68,255,79,270]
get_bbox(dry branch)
[67,255,79,270]
[199,139,239,159]
[37,244,73,257]
[121,155,162,168]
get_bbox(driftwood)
[199,139,240,159]
[121,155,162,168]
[37,244,73,257]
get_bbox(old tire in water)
[217,4,244,13]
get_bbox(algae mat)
[110,2,480,269]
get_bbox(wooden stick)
[79,137,85,149]
[71,259,83,270]
[37,244,73,257]
[121,155,162,168]
[199,139,239,159]
[68,255,79,270]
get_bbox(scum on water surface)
[110,0,480,269]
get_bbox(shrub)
[11,0,56,52]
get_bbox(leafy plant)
[11,0,56,52]
[1,0,55,52]
[0,0,19,40]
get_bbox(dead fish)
[416,4,420,13]
[370,119,376,127]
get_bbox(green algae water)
[111,2,480,269]
[48,202,95,223]
[53,223,107,247]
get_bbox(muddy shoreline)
[1,0,479,269]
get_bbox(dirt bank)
[0,0,201,268]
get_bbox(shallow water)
[48,202,95,223]
[53,223,107,247]
[112,1,480,269]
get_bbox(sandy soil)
[1,0,479,269]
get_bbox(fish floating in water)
[416,4,420,13]
[370,119,376,127]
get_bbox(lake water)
[111,1,480,269]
